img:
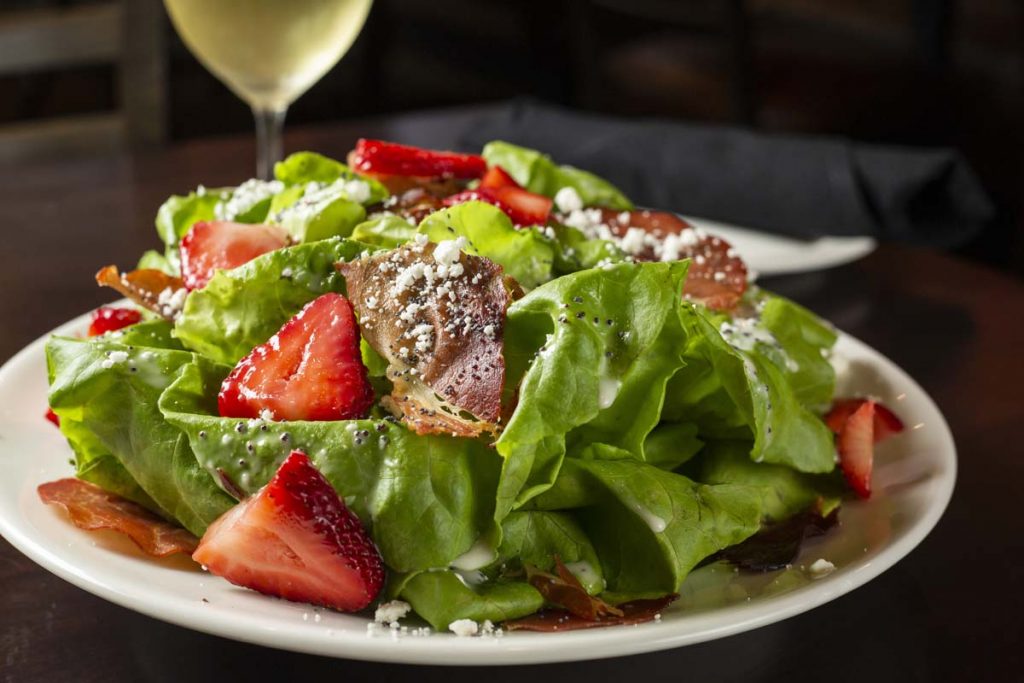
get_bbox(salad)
[39,139,904,635]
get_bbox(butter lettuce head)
[482,141,633,210]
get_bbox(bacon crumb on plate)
[37,478,198,557]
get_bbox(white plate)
[0,310,955,665]
[686,216,877,276]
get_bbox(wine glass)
[163,0,373,179]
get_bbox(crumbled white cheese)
[808,558,836,578]
[342,179,372,204]
[215,179,284,221]
[448,619,479,637]
[157,286,189,319]
[554,186,584,213]
[374,600,411,626]
[433,237,468,267]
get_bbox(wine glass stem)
[253,106,287,180]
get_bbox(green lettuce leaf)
[663,303,836,473]
[545,455,763,596]
[687,440,843,522]
[159,356,502,573]
[46,336,234,535]
[493,510,604,594]
[211,179,286,223]
[417,201,555,289]
[174,237,373,365]
[548,223,627,275]
[350,213,417,249]
[397,572,542,631]
[481,141,633,210]
[495,261,689,521]
[757,295,838,412]
[268,184,367,243]
[273,151,388,202]
[642,422,704,471]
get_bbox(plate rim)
[0,309,956,665]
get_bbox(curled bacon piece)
[505,594,678,632]
[526,558,622,621]
[95,265,186,320]
[38,478,198,557]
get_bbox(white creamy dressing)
[564,561,605,591]
[632,503,667,533]
[598,376,621,410]
[450,538,496,571]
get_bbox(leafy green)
[273,151,388,202]
[549,456,762,596]
[351,213,417,249]
[757,295,837,412]
[268,184,367,243]
[663,303,836,473]
[687,440,843,522]
[495,261,689,520]
[109,319,185,350]
[548,223,627,275]
[397,572,542,631]
[174,237,373,365]
[46,336,234,535]
[481,141,633,210]
[137,249,176,275]
[642,422,704,471]
[159,356,502,573]
[417,201,555,289]
[493,511,604,594]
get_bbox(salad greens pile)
[46,144,844,630]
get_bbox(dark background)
[1,0,1021,274]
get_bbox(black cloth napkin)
[458,101,993,247]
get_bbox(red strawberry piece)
[826,398,905,443]
[837,400,876,498]
[443,186,553,226]
[348,139,486,180]
[44,408,60,427]
[479,165,522,190]
[179,221,289,291]
[218,293,374,421]
[193,450,384,611]
[87,306,142,336]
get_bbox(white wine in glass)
[163,0,373,179]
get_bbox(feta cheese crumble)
[374,600,411,626]
[808,558,836,578]
[554,186,584,213]
[448,619,479,637]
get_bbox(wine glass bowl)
[163,0,373,178]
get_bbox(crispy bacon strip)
[505,594,678,632]
[526,558,623,621]
[95,265,185,320]
[338,241,511,437]
[38,478,198,557]
[598,209,748,311]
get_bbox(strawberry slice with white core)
[179,221,289,291]
[193,451,384,611]
[825,398,905,443]
[837,400,876,498]
[218,293,374,421]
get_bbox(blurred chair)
[0,0,166,164]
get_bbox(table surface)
[1,109,1022,683]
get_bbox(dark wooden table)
[1,110,1022,682]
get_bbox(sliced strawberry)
[87,306,142,336]
[479,165,522,190]
[443,186,552,226]
[837,400,875,498]
[193,451,384,611]
[348,139,486,180]
[44,408,60,427]
[218,293,373,421]
[179,221,289,291]
[826,398,905,443]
